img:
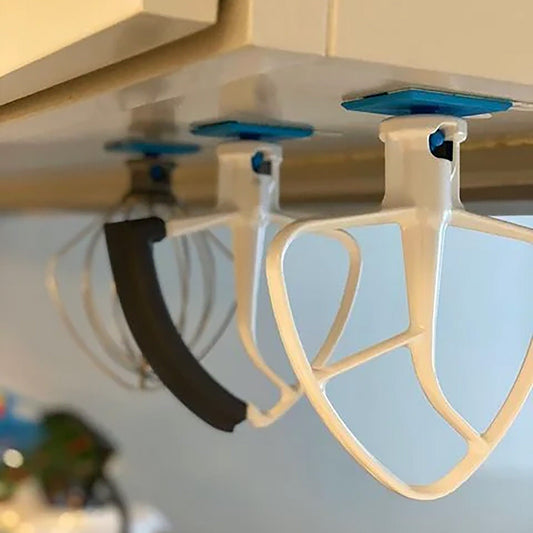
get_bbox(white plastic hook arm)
[164,140,359,427]
[266,115,533,499]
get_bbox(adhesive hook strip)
[342,87,512,117]
[105,139,200,157]
[190,120,314,141]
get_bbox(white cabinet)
[329,0,533,86]
[244,0,329,55]
[0,0,219,102]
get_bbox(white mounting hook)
[266,114,533,499]
[167,140,360,427]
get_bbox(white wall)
[1,213,532,532]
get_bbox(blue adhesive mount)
[251,151,265,173]
[190,120,314,141]
[429,129,446,151]
[105,138,200,157]
[341,88,513,117]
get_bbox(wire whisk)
[47,156,235,391]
